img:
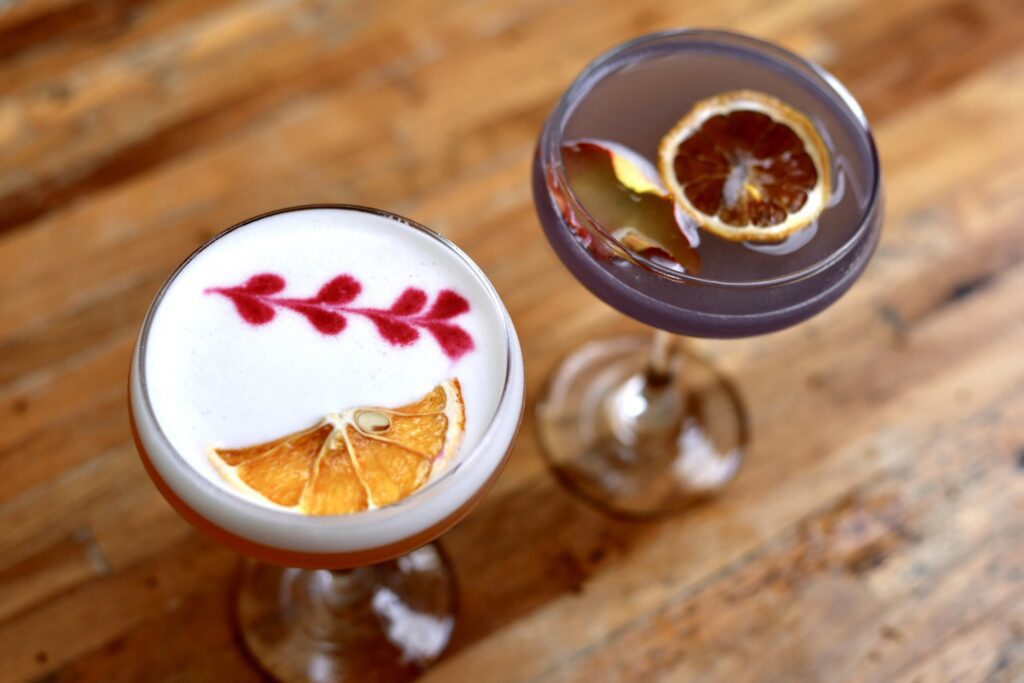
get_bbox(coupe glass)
[129,205,525,682]
[531,30,882,518]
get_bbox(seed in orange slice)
[658,90,831,243]
[557,140,700,272]
[208,380,465,515]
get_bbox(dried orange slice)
[209,380,465,515]
[658,90,830,242]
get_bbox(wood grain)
[1,0,1022,681]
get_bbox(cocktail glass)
[532,30,882,518]
[129,205,524,682]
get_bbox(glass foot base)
[537,334,748,519]
[237,543,456,683]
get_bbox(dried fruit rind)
[559,140,701,271]
[658,90,831,242]
[208,380,465,515]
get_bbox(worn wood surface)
[1,0,1022,681]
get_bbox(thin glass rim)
[540,28,882,289]
[133,203,518,531]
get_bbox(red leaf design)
[230,296,276,325]
[240,273,286,295]
[369,315,419,346]
[424,322,475,360]
[426,290,470,319]
[316,275,361,304]
[287,303,347,335]
[207,273,475,360]
[390,288,427,315]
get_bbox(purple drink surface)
[534,31,882,338]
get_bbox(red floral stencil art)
[206,273,475,361]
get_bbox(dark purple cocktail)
[532,30,882,517]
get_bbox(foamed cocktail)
[532,30,882,517]
[129,205,524,681]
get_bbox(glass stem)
[323,568,374,606]
[645,330,677,386]
[301,567,376,638]
[607,331,684,446]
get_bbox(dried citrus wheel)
[208,380,465,515]
[658,90,831,242]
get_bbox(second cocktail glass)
[532,30,882,517]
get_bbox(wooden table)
[1,0,1022,681]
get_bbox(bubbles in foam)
[143,208,510,509]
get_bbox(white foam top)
[142,207,510,511]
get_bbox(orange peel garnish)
[560,140,700,271]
